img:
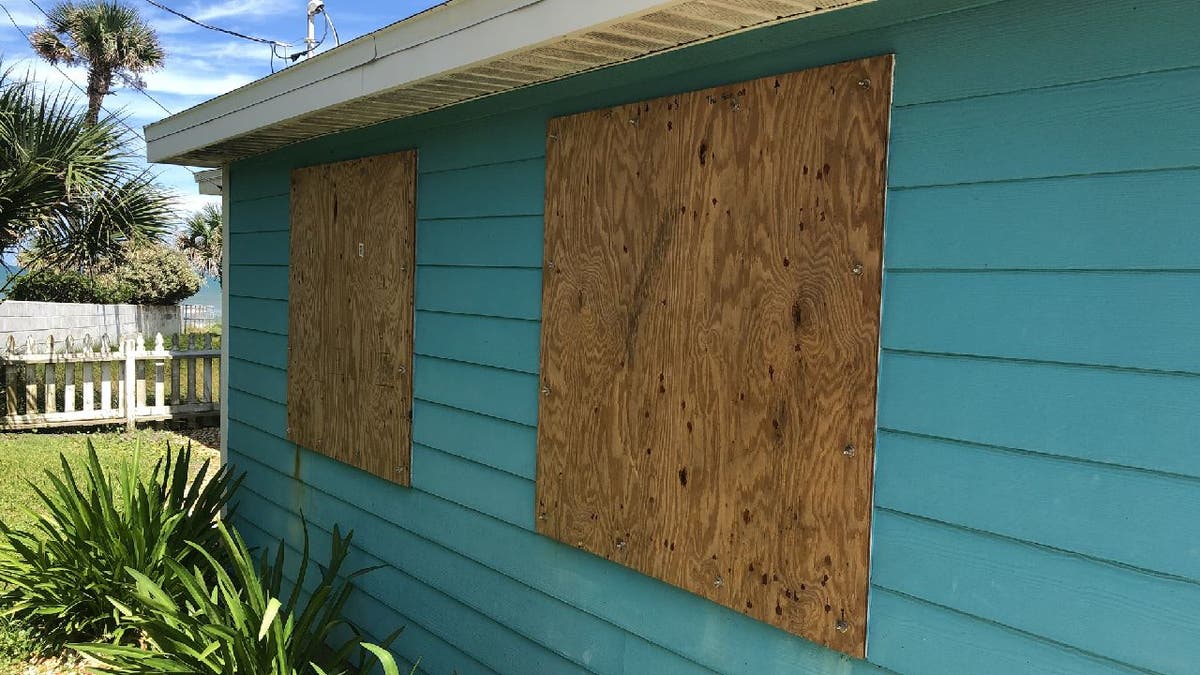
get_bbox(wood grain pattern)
[536,56,892,655]
[287,150,417,485]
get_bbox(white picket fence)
[0,332,220,431]
[181,304,219,332]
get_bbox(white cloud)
[147,16,196,35]
[170,40,269,65]
[147,0,294,40]
[191,0,292,22]
[172,190,221,218]
[2,7,41,28]
[2,56,87,92]
[158,166,221,221]
[106,96,178,125]
[0,53,255,125]
[143,69,255,97]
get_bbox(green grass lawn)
[0,429,219,533]
[0,428,220,673]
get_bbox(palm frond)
[33,170,176,270]
[0,71,132,249]
[0,60,178,271]
[176,202,222,282]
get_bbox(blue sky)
[0,0,442,214]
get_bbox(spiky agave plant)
[77,522,413,675]
[0,440,240,648]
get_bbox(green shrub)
[105,243,200,305]
[6,269,133,303]
[78,522,412,675]
[6,242,200,305]
[0,440,240,648]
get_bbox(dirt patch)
[2,651,94,675]
[176,425,219,451]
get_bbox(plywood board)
[536,56,893,656]
[287,151,416,485]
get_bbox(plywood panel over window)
[287,151,416,485]
[536,56,892,656]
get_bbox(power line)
[141,0,286,46]
[122,71,173,116]
[0,1,201,177]
[26,0,175,120]
[141,0,302,77]
[0,1,141,137]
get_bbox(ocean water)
[187,277,222,314]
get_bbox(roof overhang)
[147,0,873,167]
[194,168,222,195]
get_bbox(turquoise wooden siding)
[222,0,1200,671]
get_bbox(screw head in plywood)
[542,385,552,397]
[714,575,724,588]
[398,365,407,375]
[537,511,548,521]
[857,77,871,89]
[851,263,864,276]
[616,537,627,551]
[836,618,850,633]
[843,444,856,457]
[546,260,555,270]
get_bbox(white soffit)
[146,0,873,167]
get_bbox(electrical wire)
[325,10,339,47]
[0,1,202,176]
[1,2,141,138]
[26,0,176,119]
[141,0,284,45]
[13,0,348,137]
[272,8,341,71]
[286,12,327,63]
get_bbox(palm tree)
[0,67,174,286]
[29,1,164,125]
[0,68,122,245]
[176,203,222,284]
[35,170,175,272]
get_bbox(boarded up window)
[287,151,416,485]
[536,56,892,655]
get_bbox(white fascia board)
[145,0,690,165]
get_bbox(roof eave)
[146,0,873,167]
